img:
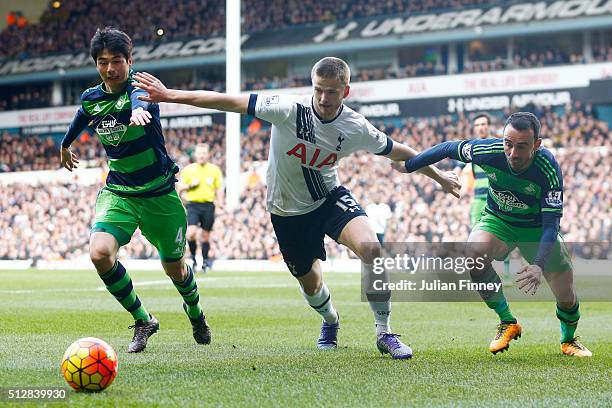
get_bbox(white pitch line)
[0,288,105,294]
[0,276,359,294]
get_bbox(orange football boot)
[489,322,522,354]
[561,337,592,357]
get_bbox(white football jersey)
[248,94,391,216]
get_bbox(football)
[60,337,118,392]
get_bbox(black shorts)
[271,186,366,277]
[186,202,215,231]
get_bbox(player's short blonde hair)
[311,57,351,86]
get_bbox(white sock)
[301,282,338,324]
[363,263,391,335]
[370,301,391,335]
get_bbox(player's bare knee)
[163,261,185,281]
[298,266,323,295]
[89,245,115,270]
[301,279,322,296]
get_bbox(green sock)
[471,265,516,323]
[173,266,203,319]
[99,261,150,322]
[557,302,580,343]
[494,302,517,324]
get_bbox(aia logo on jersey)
[286,143,337,169]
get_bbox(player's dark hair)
[90,27,132,62]
[473,112,491,125]
[311,57,351,85]
[504,112,541,141]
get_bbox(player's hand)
[190,179,200,189]
[133,72,169,103]
[60,147,79,172]
[390,160,408,173]
[516,264,543,295]
[438,170,461,198]
[129,107,152,126]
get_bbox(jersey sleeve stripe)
[473,148,503,156]
[375,136,393,156]
[473,143,503,151]
[534,160,555,188]
[536,156,560,187]
[535,157,559,188]
[247,94,257,116]
[473,146,504,152]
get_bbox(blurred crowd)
[0,86,51,111]
[1,146,608,262]
[462,50,587,74]
[1,101,609,173]
[1,0,514,59]
[1,103,610,261]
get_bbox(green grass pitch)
[1,269,610,407]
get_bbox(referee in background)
[178,143,224,272]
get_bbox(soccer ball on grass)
[60,337,118,392]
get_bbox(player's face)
[473,117,490,139]
[194,146,210,164]
[503,124,541,172]
[312,75,349,121]
[96,49,131,93]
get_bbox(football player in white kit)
[133,58,460,359]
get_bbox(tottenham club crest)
[336,134,345,151]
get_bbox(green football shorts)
[470,197,487,227]
[473,211,572,272]
[91,188,187,262]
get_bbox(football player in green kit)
[394,112,591,357]
[60,27,210,352]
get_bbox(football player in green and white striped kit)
[61,27,210,353]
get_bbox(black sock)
[201,242,210,260]
[188,240,197,260]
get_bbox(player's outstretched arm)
[387,142,461,198]
[133,72,249,114]
[401,140,464,173]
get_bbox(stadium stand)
[1,1,610,264]
[1,145,609,261]
[1,0,518,59]
[2,43,608,111]
[1,103,609,261]
[1,102,609,172]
